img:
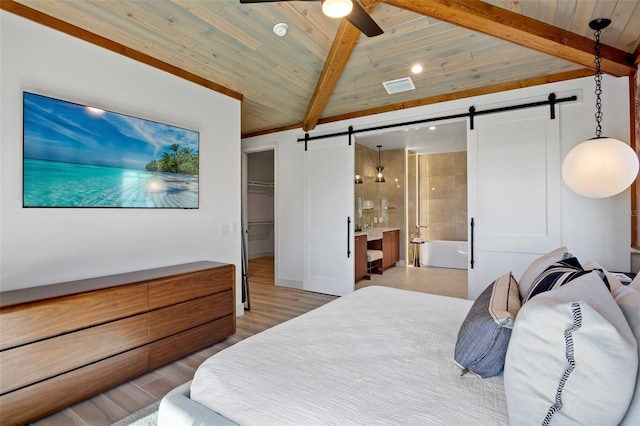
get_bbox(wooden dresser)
[0,261,235,426]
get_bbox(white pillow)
[504,272,637,426]
[518,247,568,300]
[614,285,640,425]
[583,260,622,293]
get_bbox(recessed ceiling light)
[429,126,436,131]
[273,23,288,37]
[411,64,423,74]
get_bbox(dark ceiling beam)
[384,0,635,77]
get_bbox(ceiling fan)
[239,0,384,37]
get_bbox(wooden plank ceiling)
[3,0,639,137]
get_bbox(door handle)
[347,217,351,258]
[470,217,475,269]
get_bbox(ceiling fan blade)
[345,0,383,37]
[239,0,316,3]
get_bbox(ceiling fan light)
[562,137,639,198]
[322,0,353,18]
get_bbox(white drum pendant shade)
[562,137,639,198]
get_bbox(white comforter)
[191,286,508,425]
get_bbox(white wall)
[243,75,632,289]
[0,12,243,312]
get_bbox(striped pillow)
[518,247,569,300]
[522,257,588,303]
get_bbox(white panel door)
[468,106,561,299]
[303,135,354,296]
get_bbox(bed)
[158,248,640,426]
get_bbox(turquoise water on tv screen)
[23,159,198,208]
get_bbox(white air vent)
[382,77,415,94]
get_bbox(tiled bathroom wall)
[419,152,467,241]
[354,144,406,262]
[354,144,405,231]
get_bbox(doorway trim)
[242,143,278,290]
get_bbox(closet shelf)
[248,220,274,226]
[248,180,274,187]
[248,180,274,193]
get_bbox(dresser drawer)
[0,314,148,394]
[148,265,234,310]
[149,290,233,342]
[0,283,148,351]
[0,347,148,426]
[149,315,235,370]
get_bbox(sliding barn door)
[303,136,355,296]
[467,106,561,299]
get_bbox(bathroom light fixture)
[322,0,352,18]
[561,18,638,198]
[355,174,363,184]
[375,145,385,183]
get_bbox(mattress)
[190,286,508,425]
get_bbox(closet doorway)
[243,150,275,286]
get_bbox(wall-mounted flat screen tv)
[23,92,199,208]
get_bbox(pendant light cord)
[593,27,603,138]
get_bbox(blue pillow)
[454,272,521,378]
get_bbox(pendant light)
[562,18,639,198]
[354,174,363,184]
[375,145,385,183]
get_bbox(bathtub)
[421,240,469,269]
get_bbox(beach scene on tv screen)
[23,92,199,208]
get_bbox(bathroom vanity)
[354,228,400,281]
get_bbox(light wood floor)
[31,257,335,426]
[247,255,275,285]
